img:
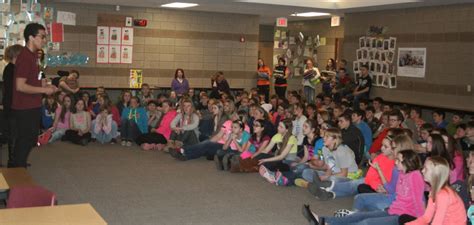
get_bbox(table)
[0,203,108,225]
[0,168,35,188]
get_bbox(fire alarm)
[133,19,147,27]
[240,36,245,43]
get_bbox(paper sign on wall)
[109,27,121,45]
[57,11,76,26]
[50,23,63,42]
[121,46,133,64]
[121,27,133,46]
[108,45,121,63]
[130,69,143,88]
[96,44,109,64]
[97,26,109,45]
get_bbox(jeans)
[49,129,67,143]
[304,86,315,103]
[64,130,91,145]
[121,120,141,141]
[170,130,198,147]
[11,108,41,168]
[183,140,223,160]
[92,122,118,144]
[353,193,392,212]
[331,178,364,198]
[323,210,398,225]
[302,168,350,183]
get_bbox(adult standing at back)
[171,68,189,98]
[1,44,23,167]
[273,57,290,99]
[257,58,272,103]
[10,23,56,168]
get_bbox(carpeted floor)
[22,142,353,225]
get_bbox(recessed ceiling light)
[161,2,198,8]
[291,12,330,17]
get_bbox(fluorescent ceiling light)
[161,2,198,8]
[291,12,330,17]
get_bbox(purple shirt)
[171,78,189,96]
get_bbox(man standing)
[352,64,372,109]
[10,23,56,167]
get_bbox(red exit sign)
[276,17,287,27]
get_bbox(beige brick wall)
[342,4,474,111]
[45,3,260,90]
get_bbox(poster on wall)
[97,26,109,45]
[121,27,133,46]
[397,48,426,78]
[129,69,143,88]
[96,44,109,63]
[120,46,132,64]
[57,11,76,26]
[108,45,120,63]
[109,27,121,45]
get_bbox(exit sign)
[276,17,287,27]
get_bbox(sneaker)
[333,209,354,217]
[126,141,132,147]
[259,165,276,184]
[312,173,333,189]
[169,148,186,161]
[275,171,288,186]
[121,140,127,146]
[308,183,334,201]
[214,154,224,171]
[302,204,321,225]
[295,178,309,188]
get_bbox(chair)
[6,185,56,208]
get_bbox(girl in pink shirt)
[155,100,177,140]
[304,150,425,225]
[406,156,467,225]
[48,95,73,143]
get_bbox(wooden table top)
[0,168,35,189]
[0,203,108,225]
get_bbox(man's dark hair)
[359,98,369,106]
[360,64,369,69]
[411,106,422,117]
[433,109,446,119]
[389,109,404,122]
[373,97,384,104]
[353,109,365,119]
[24,23,46,43]
[366,106,375,113]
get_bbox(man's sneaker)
[295,178,309,188]
[214,154,224,170]
[169,148,186,161]
[308,183,334,201]
[275,171,288,186]
[312,173,333,189]
[126,141,132,147]
[121,140,127,146]
[259,165,276,184]
[333,209,354,217]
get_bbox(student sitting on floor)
[49,95,73,143]
[120,97,148,147]
[257,119,298,186]
[230,119,271,172]
[116,90,132,117]
[91,106,117,144]
[215,118,254,171]
[146,100,162,131]
[302,150,425,225]
[299,128,361,200]
[167,98,200,151]
[41,94,57,130]
[403,156,467,225]
[155,100,178,141]
[63,99,92,146]
[432,109,448,129]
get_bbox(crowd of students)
[2,46,474,224]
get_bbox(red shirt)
[12,47,42,110]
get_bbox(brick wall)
[343,4,474,111]
[45,3,259,90]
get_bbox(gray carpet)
[24,142,353,225]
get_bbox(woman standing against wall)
[273,58,290,99]
[302,59,321,103]
[171,68,189,98]
[257,58,272,103]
